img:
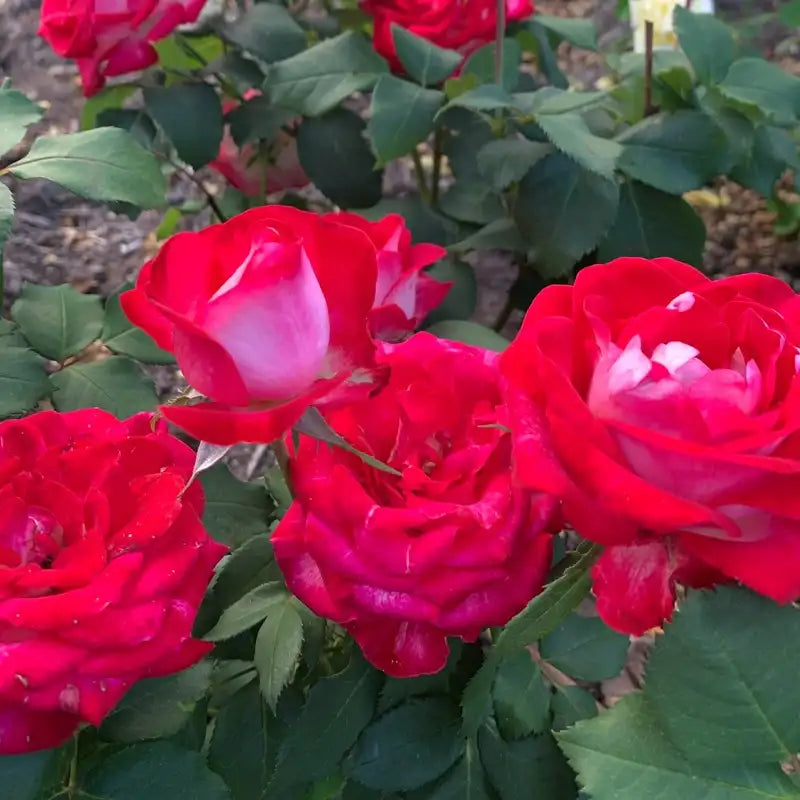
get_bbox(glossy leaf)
[0,87,43,155]
[558,694,800,800]
[84,741,232,800]
[204,581,288,642]
[223,3,306,63]
[646,587,800,764]
[144,83,223,169]
[9,128,167,208]
[297,109,383,209]
[348,698,465,792]
[99,663,211,743]
[673,5,734,85]
[367,76,444,164]
[49,356,157,417]
[255,598,304,710]
[200,462,272,549]
[272,654,381,787]
[0,347,49,419]
[266,31,389,117]
[392,25,462,87]
[12,283,103,360]
[492,652,551,739]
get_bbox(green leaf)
[441,109,494,180]
[96,108,158,151]
[522,22,567,89]
[154,34,224,71]
[426,320,509,352]
[255,598,304,710]
[449,218,526,254]
[540,614,629,682]
[228,97,294,147]
[779,0,800,26]
[495,543,601,656]
[204,581,288,642]
[617,110,727,194]
[200,461,272,548]
[528,15,598,50]
[348,698,465,792]
[367,76,444,164]
[208,682,269,800]
[0,319,27,348]
[297,108,383,209]
[479,724,576,800]
[476,138,551,191]
[0,87,43,156]
[647,586,800,764]
[144,84,223,169]
[718,59,800,125]
[528,88,609,115]
[84,741,232,800]
[514,153,619,277]
[551,686,598,732]
[11,283,103,360]
[0,182,12,275]
[441,85,518,116]
[673,6,734,85]
[424,739,492,800]
[223,3,306,64]
[422,257,477,325]
[266,31,389,117]
[493,652,550,740]
[205,534,276,612]
[0,749,64,800]
[463,39,522,91]
[379,664,456,715]
[535,112,621,179]
[272,653,381,788]
[731,125,799,196]
[100,662,211,743]
[557,694,800,800]
[49,356,157,416]
[438,181,505,225]
[9,128,166,208]
[461,655,500,738]
[101,283,175,364]
[392,25,462,87]
[596,179,706,266]
[80,85,137,130]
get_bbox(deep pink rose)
[122,206,383,445]
[360,0,535,72]
[0,409,225,754]
[326,212,449,340]
[272,333,554,677]
[38,0,207,96]
[209,92,310,199]
[501,257,800,634]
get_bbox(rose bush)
[122,207,448,445]
[501,257,800,634]
[359,0,535,71]
[38,0,207,96]
[272,333,555,677]
[0,409,224,754]
[209,92,309,199]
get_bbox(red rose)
[326,212,449,340]
[209,91,310,199]
[122,206,382,445]
[360,0,535,72]
[501,257,800,634]
[272,333,554,677]
[0,409,225,754]
[38,0,207,96]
